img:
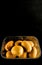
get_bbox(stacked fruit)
[4,40,39,59]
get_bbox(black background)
[0,0,42,65]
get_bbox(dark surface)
[0,0,42,65]
[0,26,42,65]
